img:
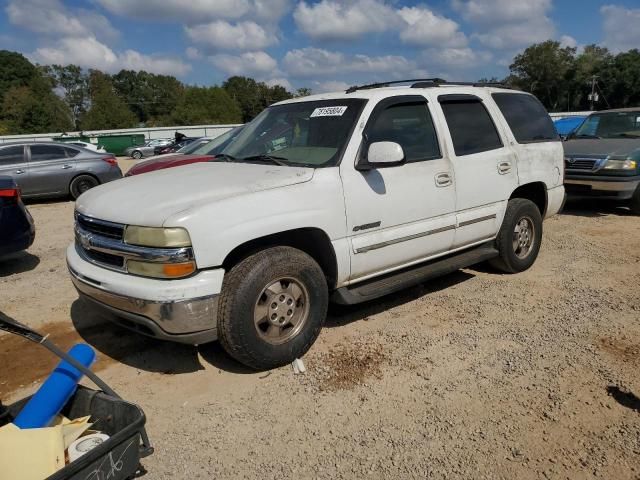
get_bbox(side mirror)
[358,141,406,170]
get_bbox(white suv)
[68,80,565,369]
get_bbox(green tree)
[42,64,89,129]
[81,70,137,130]
[295,87,312,97]
[599,49,640,109]
[112,70,184,125]
[171,86,242,125]
[223,76,294,122]
[508,40,577,111]
[0,50,37,94]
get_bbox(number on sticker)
[310,106,348,117]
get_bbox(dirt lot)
[1,178,639,478]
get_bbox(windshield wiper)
[240,154,290,166]
[211,153,238,162]
[609,132,640,138]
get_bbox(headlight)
[127,260,196,279]
[124,226,191,247]
[603,157,637,170]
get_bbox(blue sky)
[1,0,639,93]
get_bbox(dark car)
[153,137,199,155]
[126,126,244,176]
[0,176,35,258]
[0,142,122,199]
[563,108,640,214]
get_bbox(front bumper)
[67,243,223,344]
[564,174,640,200]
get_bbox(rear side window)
[0,145,24,164]
[492,93,558,143]
[63,147,80,158]
[440,98,503,156]
[367,102,441,162]
[30,145,67,161]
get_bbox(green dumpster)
[55,134,146,156]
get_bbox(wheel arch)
[222,228,338,289]
[69,172,100,195]
[510,182,547,216]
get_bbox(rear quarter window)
[492,93,559,143]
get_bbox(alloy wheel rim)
[512,216,535,259]
[254,277,310,345]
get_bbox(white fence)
[0,124,243,144]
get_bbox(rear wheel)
[217,246,328,370]
[132,150,143,160]
[631,185,640,215]
[70,175,99,199]
[490,198,543,273]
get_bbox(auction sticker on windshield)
[311,106,348,117]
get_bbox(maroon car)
[126,126,244,177]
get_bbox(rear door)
[27,144,77,196]
[0,145,28,192]
[434,94,518,248]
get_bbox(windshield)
[191,126,244,156]
[574,111,640,139]
[178,138,208,154]
[221,99,367,167]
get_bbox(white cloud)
[283,47,416,78]
[209,51,278,76]
[559,35,578,49]
[185,47,202,60]
[454,0,555,50]
[6,0,118,42]
[313,80,350,93]
[96,0,249,23]
[186,21,277,51]
[601,5,640,52]
[31,37,191,76]
[422,48,492,69]
[265,77,293,91]
[293,0,398,41]
[97,0,291,24]
[398,7,467,48]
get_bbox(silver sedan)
[0,142,122,199]
[124,139,172,159]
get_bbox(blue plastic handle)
[13,343,96,429]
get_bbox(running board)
[332,243,498,305]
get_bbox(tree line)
[0,50,308,135]
[505,41,640,112]
[1,42,639,135]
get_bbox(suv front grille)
[76,213,124,240]
[83,249,125,269]
[565,158,600,171]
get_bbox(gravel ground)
[1,187,639,479]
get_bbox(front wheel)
[217,246,328,370]
[490,198,543,273]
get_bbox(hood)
[127,154,214,176]
[564,138,640,158]
[76,161,315,226]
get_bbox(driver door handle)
[435,172,453,187]
[62,164,72,169]
[498,161,512,174]
[15,169,25,174]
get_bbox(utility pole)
[589,75,599,111]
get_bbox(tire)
[217,246,328,370]
[489,198,543,273]
[132,150,143,160]
[631,185,640,215]
[70,175,99,199]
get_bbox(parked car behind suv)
[124,139,172,159]
[68,80,564,370]
[563,108,640,213]
[0,142,122,199]
[0,176,35,258]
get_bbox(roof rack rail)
[345,78,511,93]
